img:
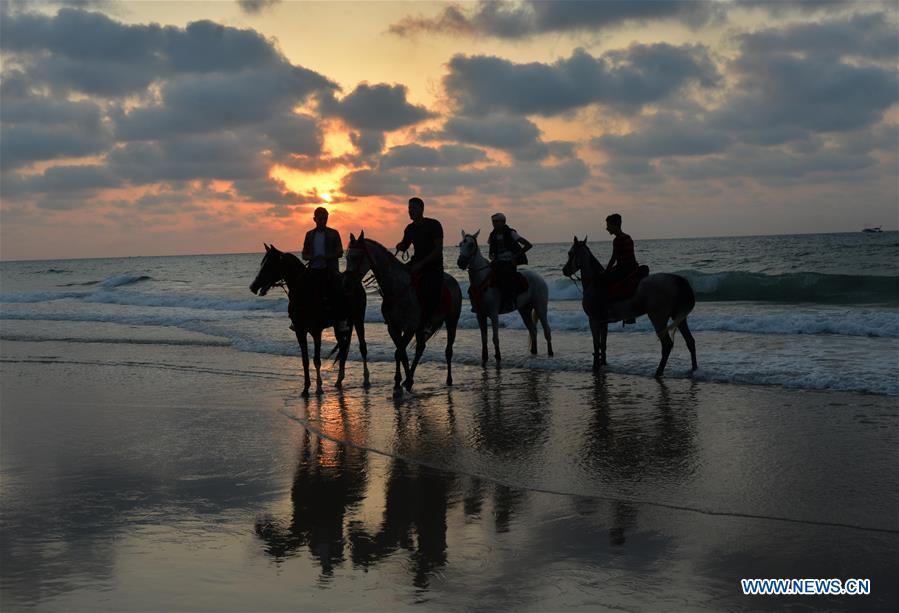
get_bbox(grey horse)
[457,230,553,366]
[250,244,370,396]
[562,236,697,377]
[345,231,462,393]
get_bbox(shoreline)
[1,338,897,611]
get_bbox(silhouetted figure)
[396,197,444,337]
[603,213,639,323]
[302,207,349,332]
[487,213,532,312]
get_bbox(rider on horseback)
[603,213,640,323]
[487,213,532,312]
[302,207,349,333]
[395,197,444,337]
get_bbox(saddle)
[468,271,529,314]
[409,271,453,319]
[607,265,649,302]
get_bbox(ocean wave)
[677,270,899,304]
[0,291,89,303]
[99,274,152,288]
[37,268,72,274]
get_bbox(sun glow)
[269,163,347,204]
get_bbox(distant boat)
[862,226,883,233]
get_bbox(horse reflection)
[255,427,368,576]
[583,375,699,545]
[348,459,455,589]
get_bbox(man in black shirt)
[395,197,443,335]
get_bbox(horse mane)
[578,241,604,276]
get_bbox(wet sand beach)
[1,336,896,611]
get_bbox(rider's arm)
[517,235,533,253]
[328,232,344,262]
[395,227,411,252]
[301,232,312,262]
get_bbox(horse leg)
[445,316,457,386]
[490,311,502,365]
[588,317,605,371]
[405,331,427,391]
[335,325,349,389]
[519,305,537,355]
[356,320,370,388]
[297,330,311,397]
[477,311,489,367]
[650,313,674,378]
[538,303,553,357]
[313,331,323,395]
[678,318,698,372]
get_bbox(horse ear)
[583,235,588,243]
[573,235,578,244]
[349,232,355,242]
[359,229,365,240]
[474,229,480,239]
[263,242,269,251]
[461,229,466,239]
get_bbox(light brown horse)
[562,237,697,377]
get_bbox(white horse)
[457,230,553,367]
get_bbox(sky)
[1,0,897,260]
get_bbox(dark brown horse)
[562,237,697,377]
[250,244,369,396]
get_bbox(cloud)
[107,132,269,185]
[342,158,588,197]
[1,9,299,97]
[114,65,333,140]
[320,83,436,132]
[0,74,113,170]
[380,144,488,169]
[236,0,281,15]
[710,14,898,140]
[443,45,719,117]
[594,114,732,158]
[390,0,723,39]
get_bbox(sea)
[1,231,898,396]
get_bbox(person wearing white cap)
[488,213,532,312]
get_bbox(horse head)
[345,231,372,278]
[563,235,599,278]
[457,229,481,270]
[250,243,280,296]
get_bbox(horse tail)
[328,343,340,364]
[663,275,696,340]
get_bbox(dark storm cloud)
[444,45,719,117]
[261,114,323,160]
[710,14,898,139]
[114,65,332,140]
[320,83,436,132]
[736,11,897,62]
[1,9,302,97]
[0,74,113,169]
[440,114,574,162]
[107,133,269,185]
[350,130,387,158]
[380,144,488,169]
[594,114,732,158]
[237,0,281,15]
[390,0,724,39]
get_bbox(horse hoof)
[301,389,310,398]
[316,387,324,396]
[446,377,453,386]
[363,379,371,389]
[403,381,414,392]
[548,350,554,357]
[334,380,343,389]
